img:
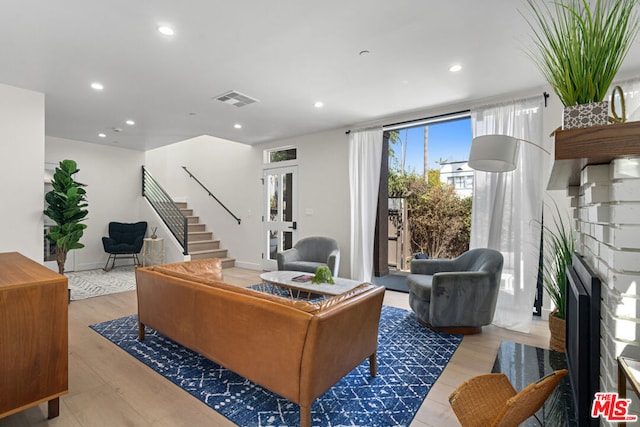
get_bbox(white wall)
[0,83,45,263]
[258,129,351,276]
[145,135,263,269]
[46,137,146,270]
[144,129,352,275]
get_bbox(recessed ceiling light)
[98,133,106,138]
[449,64,463,73]
[234,123,242,129]
[157,25,175,36]
[125,120,135,126]
[314,101,324,108]
[91,82,104,91]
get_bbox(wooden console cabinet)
[0,252,68,419]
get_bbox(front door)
[262,166,298,270]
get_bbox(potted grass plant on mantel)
[541,205,575,352]
[523,0,640,130]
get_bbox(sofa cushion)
[406,274,433,301]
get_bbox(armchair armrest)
[410,258,457,275]
[134,235,145,252]
[326,249,340,276]
[276,247,300,270]
[102,236,116,252]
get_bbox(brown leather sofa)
[135,259,385,427]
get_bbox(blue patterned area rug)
[90,305,462,427]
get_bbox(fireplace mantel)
[547,121,640,190]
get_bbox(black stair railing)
[182,166,241,225]
[141,166,189,255]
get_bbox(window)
[465,175,474,189]
[382,114,473,272]
[266,147,297,163]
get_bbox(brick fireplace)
[568,157,640,421]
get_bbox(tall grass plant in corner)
[523,0,640,106]
[541,202,575,320]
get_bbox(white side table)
[142,237,164,267]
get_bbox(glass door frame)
[262,165,298,271]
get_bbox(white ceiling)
[2,1,640,151]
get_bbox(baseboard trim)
[234,261,261,270]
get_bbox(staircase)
[176,202,235,268]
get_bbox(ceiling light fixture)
[157,25,175,36]
[234,123,242,129]
[98,133,106,138]
[449,64,463,72]
[314,101,324,108]
[125,120,135,126]
[91,82,104,91]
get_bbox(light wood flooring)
[0,267,550,427]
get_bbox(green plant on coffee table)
[311,266,335,284]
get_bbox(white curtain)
[349,127,383,282]
[470,97,545,333]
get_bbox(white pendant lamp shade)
[468,134,520,172]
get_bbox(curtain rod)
[345,91,549,135]
[346,109,470,135]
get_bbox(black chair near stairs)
[102,221,147,271]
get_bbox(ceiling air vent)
[214,90,259,108]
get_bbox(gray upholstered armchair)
[276,236,340,277]
[407,248,503,334]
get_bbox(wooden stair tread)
[173,202,234,268]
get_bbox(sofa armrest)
[429,271,498,327]
[276,247,300,270]
[299,285,385,404]
[410,258,456,275]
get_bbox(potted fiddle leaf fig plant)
[523,0,640,129]
[44,159,89,274]
[541,203,574,352]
